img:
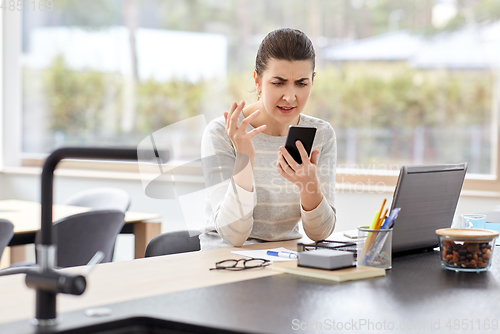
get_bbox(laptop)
[390,163,468,254]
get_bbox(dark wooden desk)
[0,242,499,333]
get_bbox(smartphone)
[284,126,317,164]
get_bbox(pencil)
[377,199,386,222]
[376,208,388,229]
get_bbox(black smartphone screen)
[284,126,317,164]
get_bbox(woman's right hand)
[224,101,266,164]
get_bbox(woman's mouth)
[278,106,295,114]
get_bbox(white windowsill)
[0,166,206,184]
[2,165,499,198]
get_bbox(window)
[4,0,500,192]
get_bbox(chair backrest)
[36,210,125,268]
[145,230,200,257]
[64,187,131,212]
[0,220,14,260]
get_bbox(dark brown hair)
[255,28,315,77]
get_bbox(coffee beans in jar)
[441,240,492,269]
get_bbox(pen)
[267,250,298,259]
[380,208,401,230]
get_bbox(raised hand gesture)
[224,101,266,164]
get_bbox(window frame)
[1,10,23,170]
[0,10,3,169]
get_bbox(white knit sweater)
[199,113,337,250]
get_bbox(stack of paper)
[231,247,297,262]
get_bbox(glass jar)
[436,228,498,272]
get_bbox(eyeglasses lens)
[244,259,268,268]
[216,259,239,269]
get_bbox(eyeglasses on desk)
[210,258,271,271]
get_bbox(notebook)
[272,260,385,282]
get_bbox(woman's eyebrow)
[272,77,310,82]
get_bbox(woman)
[200,28,336,250]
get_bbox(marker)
[363,211,381,256]
[369,211,380,230]
[267,250,298,259]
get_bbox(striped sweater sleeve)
[201,119,257,247]
[301,123,337,241]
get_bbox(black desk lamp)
[25,147,141,326]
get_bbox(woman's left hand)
[276,141,320,193]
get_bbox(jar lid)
[435,228,499,239]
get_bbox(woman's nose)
[282,86,297,103]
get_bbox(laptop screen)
[390,163,467,253]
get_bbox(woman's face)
[255,58,314,128]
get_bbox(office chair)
[145,230,200,257]
[0,219,14,260]
[64,187,131,212]
[37,210,125,268]
[64,188,130,262]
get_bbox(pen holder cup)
[357,226,393,270]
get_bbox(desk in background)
[0,200,162,267]
[0,238,499,333]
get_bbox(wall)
[335,188,500,231]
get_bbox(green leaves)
[40,57,492,147]
[42,56,206,138]
[306,65,492,129]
